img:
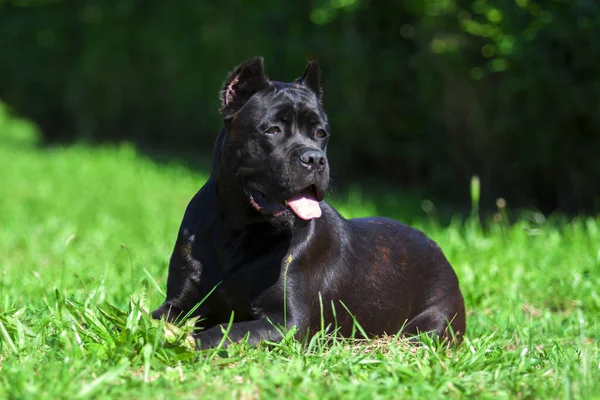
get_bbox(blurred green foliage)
[0,0,599,212]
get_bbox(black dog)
[151,57,466,349]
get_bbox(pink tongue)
[287,192,322,220]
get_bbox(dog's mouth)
[247,185,323,220]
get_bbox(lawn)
[0,104,599,399]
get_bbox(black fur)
[152,58,466,349]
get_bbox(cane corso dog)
[151,57,466,349]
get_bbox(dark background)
[1,0,599,214]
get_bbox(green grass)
[0,103,599,399]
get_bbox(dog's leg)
[402,303,465,344]
[193,316,293,349]
[151,278,205,322]
[152,229,206,322]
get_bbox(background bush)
[1,0,599,213]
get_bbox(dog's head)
[217,57,330,227]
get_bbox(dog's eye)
[265,126,281,135]
[315,129,328,138]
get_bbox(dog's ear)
[295,61,322,102]
[219,57,270,115]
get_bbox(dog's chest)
[205,226,290,318]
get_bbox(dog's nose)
[299,149,327,170]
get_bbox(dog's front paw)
[151,303,184,322]
[193,329,235,351]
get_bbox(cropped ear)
[295,61,322,101]
[219,57,270,115]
